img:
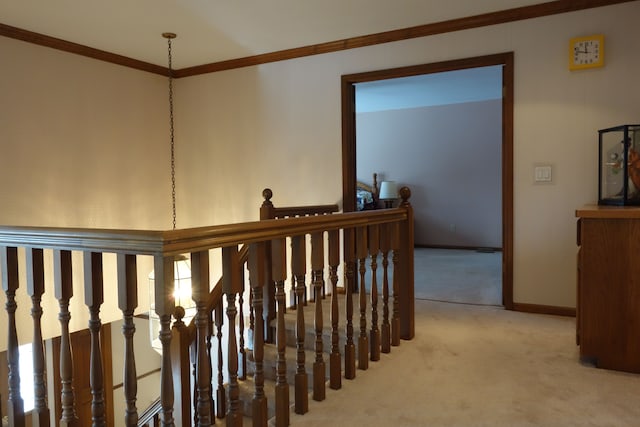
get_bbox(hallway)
[414,248,502,306]
[291,298,640,426]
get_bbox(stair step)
[246,345,334,384]
[277,292,390,352]
[219,292,395,425]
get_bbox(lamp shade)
[378,181,398,200]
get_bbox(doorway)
[341,52,514,309]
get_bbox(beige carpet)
[413,248,502,306]
[289,300,640,426]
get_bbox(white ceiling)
[0,0,542,69]
[356,65,503,112]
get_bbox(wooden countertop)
[576,204,640,219]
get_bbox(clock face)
[569,35,604,70]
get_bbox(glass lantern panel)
[148,256,194,354]
[601,131,626,202]
[628,126,640,199]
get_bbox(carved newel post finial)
[260,188,275,221]
[173,305,186,327]
[399,186,411,204]
[262,188,273,203]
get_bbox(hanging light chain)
[164,32,177,230]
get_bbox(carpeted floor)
[287,248,640,426]
[413,248,502,306]
[290,300,640,426]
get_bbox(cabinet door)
[576,247,581,346]
[580,218,640,372]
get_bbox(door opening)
[341,52,514,309]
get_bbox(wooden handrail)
[137,397,161,427]
[260,187,339,220]
[0,209,405,256]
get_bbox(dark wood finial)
[399,186,411,202]
[263,188,273,202]
[174,305,185,323]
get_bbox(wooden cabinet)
[576,205,640,373]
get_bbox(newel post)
[398,187,415,340]
[260,188,276,343]
[170,307,191,427]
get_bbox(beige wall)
[110,317,162,419]
[1,2,640,352]
[0,37,164,350]
[174,2,640,310]
[356,99,502,248]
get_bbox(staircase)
[0,189,414,427]
[223,285,399,426]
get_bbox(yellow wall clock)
[569,34,604,70]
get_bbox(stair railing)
[0,187,413,427]
[259,188,339,341]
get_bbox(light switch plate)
[534,164,553,183]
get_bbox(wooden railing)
[259,188,340,341]
[1,187,414,427]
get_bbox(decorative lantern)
[148,255,194,354]
[599,124,640,206]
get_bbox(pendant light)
[149,32,194,354]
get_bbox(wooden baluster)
[222,246,242,427]
[214,302,226,419]
[170,307,190,426]
[288,273,296,310]
[291,235,308,415]
[1,246,25,427]
[84,251,106,427]
[311,232,325,402]
[190,342,198,427]
[238,274,247,382]
[248,284,255,359]
[398,187,416,340]
[391,222,401,347]
[54,249,79,427]
[356,227,369,370]
[260,188,277,342]
[271,238,289,427]
[368,225,381,362]
[191,251,213,427]
[206,312,214,423]
[343,228,356,380]
[152,255,175,427]
[380,225,392,354]
[249,243,268,426]
[117,254,139,427]
[26,248,50,426]
[328,230,341,390]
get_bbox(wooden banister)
[0,187,414,427]
[0,209,406,257]
[260,188,340,342]
[137,398,161,427]
[260,188,339,220]
[185,244,248,341]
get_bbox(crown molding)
[0,22,169,76]
[1,0,636,78]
